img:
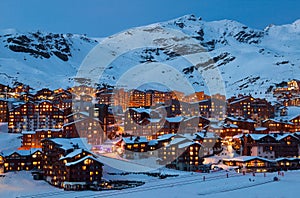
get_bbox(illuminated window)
[84,159,92,165]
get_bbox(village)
[0,79,300,191]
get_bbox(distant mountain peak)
[0,15,299,98]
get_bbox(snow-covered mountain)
[1,14,300,98]
[0,29,98,89]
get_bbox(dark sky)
[0,0,300,37]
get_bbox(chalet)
[225,116,256,132]
[34,88,54,101]
[42,138,103,189]
[285,97,300,106]
[221,123,242,138]
[8,101,64,133]
[160,116,184,135]
[276,106,300,132]
[254,127,269,134]
[182,116,210,134]
[1,149,42,172]
[192,131,222,155]
[96,88,114,105]
[223,156,276,172]
[227,95,275,121]
[21,129,64,149]
[124,107,160,136]
[122,136,148,159]
[262,119,294,132]
[69,85,96,98]
[237,133,300,159]
[52,90,73,110]
[158,135,204,171]
[275,158,300,170]
[273,79,300,97]
[128,89,152,107]
[63,117,104,145]
[64,155,103,190]
[10,83,31,98]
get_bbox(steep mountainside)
[0,15,299,98]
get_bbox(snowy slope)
[1,170,299,198]
[1,15,300,97]
[0,30,98,90]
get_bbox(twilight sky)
[0,0,300,37]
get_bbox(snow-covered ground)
[1,128,298,198]
[0,169,298,198]
[0,132,22,151]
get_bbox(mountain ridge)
[0,14,299,99]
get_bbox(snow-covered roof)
[271,133,299,141]
[276,106,300,121]
[248,134,269,141]
[232,134,244,139]
[194,131,218,139]
[223,123,238,128]
[65,155,103,167]
[35,128,62,132]
[167,137,187,147]
[229,97,250,105]
[255,127,268,131]
[181,133,194,140]
[21,131,36,135]
[223,156,273,163]
[130,108,152,114]
[148,140,158,146]
[59,149,92,160]
[226,116,256,123]
[275,157,300,162]
[45,138,90,151]
[263,119,294,125]
[165,116,184,123]
[1,148,42,157]
[178,141,201,149]
[184,116,209,122]
[66,111,90,118]
[157,134,176,141]
[147,118,161,123]
[122,136,148,144]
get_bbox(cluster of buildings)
[0,79,299,188]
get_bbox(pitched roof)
[122,136,148,144]
[44,138,91,151]
[223,156,273,163]
[157,134,176,141]
[194,131,219,139]
[178,142,202,149]
[59,149,92,161]
[65,156,103,167]
[165,116,184,123]
[226,116,256,123]
[1,148,42,157]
